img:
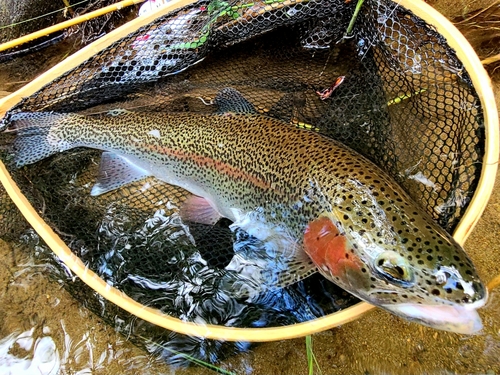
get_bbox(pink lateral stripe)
[139,142,275,192]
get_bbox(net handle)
[0,0,497,342]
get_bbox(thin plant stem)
[306,335,322,375]
[0,0,89,30]
[345,0,365,37]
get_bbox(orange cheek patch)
[304,216,361,278]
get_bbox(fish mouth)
[382,298,487,334]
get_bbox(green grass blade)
[0,0,89,30]
[387,88,428,106]
[306,335,314,375]
[306,335,323,375]
[138,335,237,375]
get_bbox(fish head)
[303,181,487,334]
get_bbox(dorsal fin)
[214,88,257,114]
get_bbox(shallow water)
[1,1,500,374]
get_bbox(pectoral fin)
[91,152,151,196]
[222,246,317,300]
[221,221,317,300]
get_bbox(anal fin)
[91,152,151,196]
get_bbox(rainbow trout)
[5,88,486,334]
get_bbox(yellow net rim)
[0,0,497,342]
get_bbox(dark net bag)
[0,0,497,364]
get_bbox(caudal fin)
[6,112,67,168]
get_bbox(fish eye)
[374,251,415,286]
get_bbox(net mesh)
[0,0,485,364]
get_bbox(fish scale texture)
[0,0,486,364]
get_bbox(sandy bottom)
[0,1,500,374]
